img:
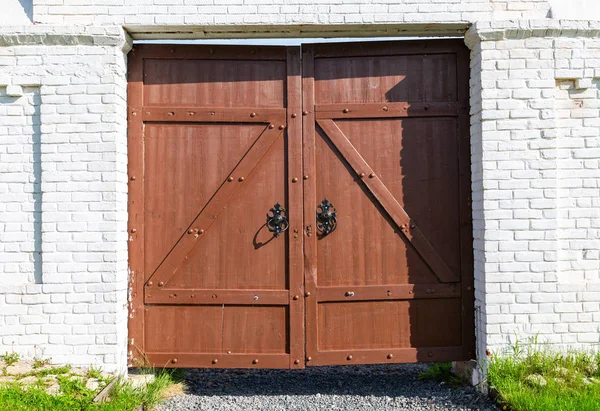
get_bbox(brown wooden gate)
[302,41,474,365]
[128,41,473,369]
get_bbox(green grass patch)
[0,352,20,367]
[32,358,51,369]
[87,366,103,380]
[0,368,182,411]
[488,347,600,411]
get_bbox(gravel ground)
[156,364,497,411]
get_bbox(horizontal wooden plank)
[134,44,288,61]
[312,39,465,58]
[142,107,286,123]
[309,346,465,366]
[145,353,290,369]
[316,284,461,302]
[315,102,459,119]
[145,289,290,305]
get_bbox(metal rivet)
[158,282,164,287]
[387,354,393,359]
[167,112,174,116]
[346,355,353,361]
[130,228,137,233]
[190,294,195,298]
[198,229,204,235]
[369,173,375,178]
[292,177,298,183]
[170,49,175,53]
[252,359,259,364]
[130,176,136,181]
[428,352,433,358]
[212,294,217,299]
[359,173,365,178]
[172,358,178,363]
[382,106,388,111]
[238,177,245,182]
[410,224,415,229]
[212,359,218,364]
[403,106,408,110]
[188,112,195,116]
[227,351,232,354]
[305,292,311,297]
[343,108,349,113]
[250,112,256,117]
[254,296,259,300]
[294,359,300,365]
[209,48,215,54]
[306,357,312,361]
[188,229,195,234]
[303,175,309,180]
[291,113,297,118]
[132,112,137,116]
[227,176,234,182]
[269,124,275,129]
[147,281,153,286]
[279,125,285,130]
[293,295,299,300]
[302,111,308,116]
[345,291,355,297]
[250,50,256,55]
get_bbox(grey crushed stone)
[156,364,497,410]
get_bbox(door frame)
[127,40,474,368]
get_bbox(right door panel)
[303,40,474,365]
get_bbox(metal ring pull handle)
[266,203,289,237]
[316,198,337,236]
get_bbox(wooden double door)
[127,40,473,369]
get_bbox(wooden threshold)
[145,353,290,368]
[309,346,464,366]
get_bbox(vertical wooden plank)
[302,46,319,365]
[127,46,145,366]
[286,47,304,369]
[457,44,475,360]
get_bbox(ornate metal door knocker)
[316,198,337,236]
[266,203,289,237]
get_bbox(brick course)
[31,0,551,27]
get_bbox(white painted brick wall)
[1,15,600,375]
[466,21,600,363]
[30,0,551,27]
[0,27,130,372]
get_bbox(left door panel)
[128,45,303,369]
